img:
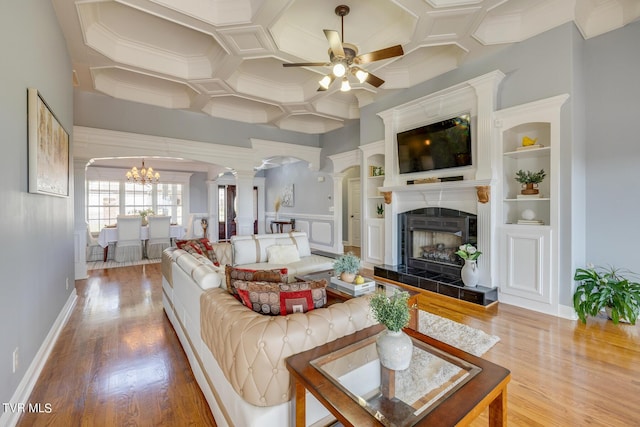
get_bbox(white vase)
[461,259,479,287]
[376,328,413,371]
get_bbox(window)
[86,179,186,233]
[124,182,153,215]
[157,183,183,225]
[87,180,120,233]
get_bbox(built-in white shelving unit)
[360,141,385,266]
[495,94,569,315]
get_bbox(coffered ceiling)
[53,0,640,134]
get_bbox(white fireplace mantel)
[375,70,504,288]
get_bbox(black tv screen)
[397,114,472,174]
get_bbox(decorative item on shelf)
[414,177,440,184]
[370,165,384,177]
[200,218,208,238]
[137,208,154,226]
[456,243,481,287]
[515,135,545,151]
[376,203,384,218]
[370,290,413,370]
[274,196,281,220]
[573,265,640,325]
[515,169,546,195]
[517,209,544,225]
[333,252,361,283]
[126,159,160,186]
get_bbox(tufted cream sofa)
[161,235,377,427]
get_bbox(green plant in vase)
[369,290,411,332]
[333,252,360,283]
[573,265,640,325]
[376,203,384,217]
[370,290,413,370]
[515,169,546,195]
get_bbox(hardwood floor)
[17,264,215,427]
[19,264,640,426]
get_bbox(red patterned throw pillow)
[225,265,288,298]
[176,238,219,265]
[234,279,327,316]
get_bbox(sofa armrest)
[200,288,377,407]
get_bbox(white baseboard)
[0,290,77,427]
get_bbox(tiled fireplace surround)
[373,71,505,306]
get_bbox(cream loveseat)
[161,232,377,426]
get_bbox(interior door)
[348,179,361,247]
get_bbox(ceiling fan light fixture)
[319,75,332,89]
[354,68,369,83]
[340,77,351,92]
[332,62,346,77]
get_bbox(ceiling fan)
[283,5,404,92]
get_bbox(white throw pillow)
[267,244,300,264]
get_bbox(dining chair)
[146,215,171,259]
[85,223,103,262]
[114,215,143,263]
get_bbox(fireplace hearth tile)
[374,264,498,306]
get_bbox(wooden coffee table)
[286,324,510,427]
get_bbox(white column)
[234,170,256,236]
[468,70,504,287]
[74,159,89,279]
[331,173,345,254]
[206,179,218,242]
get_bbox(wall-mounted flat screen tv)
[397,113,472,174]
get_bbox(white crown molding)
[86,165,192,183]
[74,126,321,173]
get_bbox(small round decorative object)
[522,209,536,221]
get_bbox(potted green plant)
[376,203,384,217]
[370,290,413,370]
[515,169,546,195]
[333,252,361,283]
[573,265,640,325]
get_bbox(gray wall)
[359,23,576,145]
[190,172,208,213]
[0,0,74,407]
[584,21,640,272]
[264,162,332,217]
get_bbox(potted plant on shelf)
[370,290,413,370]
[573,265,640,325]
[455,243,481,287]
[515,169,546,195]
[376,203,384,218]
[333,252,361,283]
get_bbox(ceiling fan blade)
[283,62,329,67]
[324,29,345,59]
[355,45,404,65]
[365,72,385,88]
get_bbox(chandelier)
[125,160,159,185]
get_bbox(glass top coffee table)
[286,324,510,427]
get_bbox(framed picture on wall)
[282,184,294,207]
[27,87,70,197]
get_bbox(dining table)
[98,224,186,261]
